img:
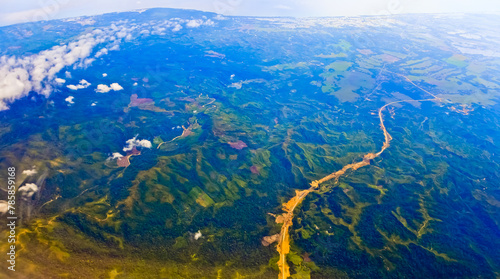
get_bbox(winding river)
[274,75,443,279]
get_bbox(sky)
[0,0,499,26]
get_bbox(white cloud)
[116,30,128,39]
[22,168,38,176]
[110,83,123,91]
[151,26,166,35]
[91,102,97,106]
[67,79,91,90]
[65,96,75,104]
[0,22,138,110]
[109,44,120,51]
[0,200,8,215]
[186,19,202,28]
[214,14,227,20]
[82,58,95,67]
[102,73,107,77]
[18,183,38,199]
[112,152,123,158]
[107,152,124,160]
[172,24,182,32]
[186,19,214,28]
[123,136,152,152]
[95,82,123,93]
[95,48,108,58]
[95,84,111,93]
[0,63,30,110]
[0,16,219,110]
[194,230,202,240]
[77,18,96,26]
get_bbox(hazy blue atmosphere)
[1,0,500,26]
[1,1,500,278]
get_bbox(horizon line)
[1,7,500,28]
